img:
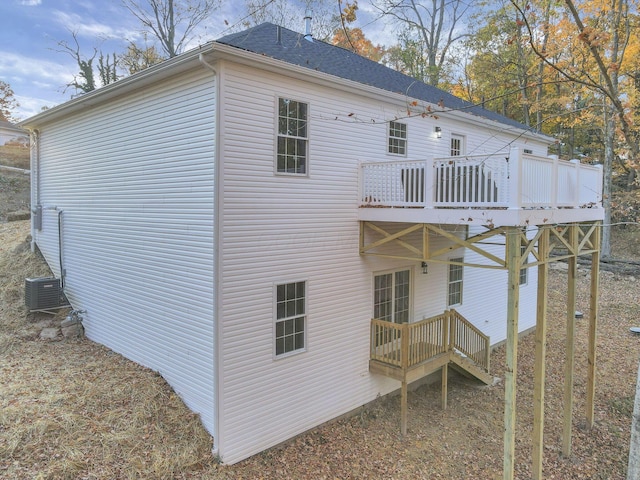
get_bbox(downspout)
[27,128,40,251]
[198,52,222,459]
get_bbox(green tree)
[57,32,119,95]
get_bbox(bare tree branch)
[122,0,219,57]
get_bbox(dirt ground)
[0,144,638,478]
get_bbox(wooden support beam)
[428,224,506,268]
[533,226,550,480]
[361,222,423,255]
[503,226,521,480]
[401,379,408,436]
[586,222,601,428]
[442,364,448,410]
[562,224,579,457]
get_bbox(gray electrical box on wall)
[32,205,42,230]
[25,277,64,310]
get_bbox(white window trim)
[447,257,464,307]
[275,96,310,177]
[520,246,529,286]
[273,279,308,360]
[387,120,408,156]
[373,267,414,324]
[450,133,465,157]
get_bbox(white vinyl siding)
[217,58,549,464]
[455,227,538,345]
[32,69,217,436]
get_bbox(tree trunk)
[601,103,614,258]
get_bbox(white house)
[20,22,603,477]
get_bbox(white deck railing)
[360,146,603,210]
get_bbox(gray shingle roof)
[217,23,530,131]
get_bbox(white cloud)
[14,94,59,121]
[0,51,74,85]
[52,10,123,39]
[52,10,141,44]
[20,0,42,5]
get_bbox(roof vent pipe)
[304,10,313,41]
[276,25,282,45]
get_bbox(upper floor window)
[277,98,308,175]
[275,281,307,356]
[450,134,465,156]
[447,258,464,307]
[388,121,407,155]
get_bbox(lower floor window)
[448,258,464,307]
[275,281,306,356]
[520,245,529,285]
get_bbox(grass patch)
[0,143,30,169]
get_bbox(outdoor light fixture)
[421,262,429,274]
[435,126,442,138]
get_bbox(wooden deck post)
[563,224,579,457]
[533,226,550,480]
[503,226,521,480]
[442,363,448,410]
[401,323,409,436]
[586,222,601,428]
[400,379,408,436]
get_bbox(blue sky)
[1,0,389,121]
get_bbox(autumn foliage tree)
[0,81,19,122]
[511,0,639,256]
[332,27,385,62]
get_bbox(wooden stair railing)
[370,309,490,376]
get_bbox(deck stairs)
[369,309,492,385]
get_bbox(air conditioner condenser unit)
[25,277,66,310]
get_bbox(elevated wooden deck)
[370,310,493,434]
[358,146,604,226]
